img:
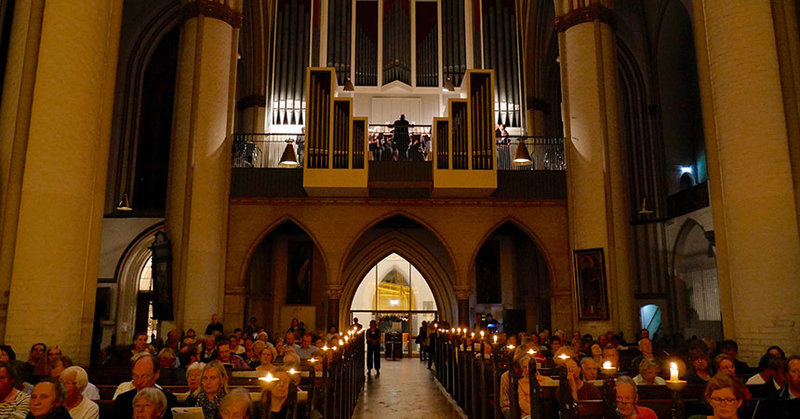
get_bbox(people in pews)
[614,376,658,419]
[215,341,249,371]
[184,361,228,419]
[204,314,224,337]
[747,353,779,385]
[720,340,750,374]
[27,378,71,419]
[286,318,303,339]
[112,353,178,419]
[565,357,600,400]
[219,388,252,419]
[24,344,48,383]
[294,334,320,361]
[132,387,168,419]
[632,358,666,385]
[685,350,713,384]
[713,354,751,399]
[766,345,786,359]
[0,362,30,417]
[776,355,800,400]
[751,355,785,398]
[185,362,205,395]
[602,344,620,371]
[499,345,555,418]
[156,348,176,370]
[199,336,217,363]
[58,366,98,419]
[229,334,245,356]
[628,338,656,376]
[268,370,292,419]
[589,342,603,366]
[130,334,152,364]
[687,373,747,419]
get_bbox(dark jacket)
[25,406,71,419]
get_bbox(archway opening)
[350,253,438,357]
[473,222,551,334]
[673,220,722,341]
[244,221,328,338]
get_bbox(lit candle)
[493,335,498,345]
[471,332,475,338]
[527,348,536,355]
[259,372,278,383]
[339,339,344,346]
[507,344,515,350]
[480,331,485,340]
[670,362,678,381]
[602,361,612,369]
[289,368,297,375]
[322,346,329,351]
[558,353,570,360]
[309,358,317,364]
[333,346,338,351]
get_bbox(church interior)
[1,0,800,417]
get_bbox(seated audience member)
[219,387,252,419]
[112,353,178,419]
[777,355,800,400]
[45,348,62,373]
[713,354,751,399]
[256,332,270,346]
[132,387,168,419]
[242,337,255,362]
[565,357,600,400]
[614,376,658,419]
[215,341,250,370]
[0,362,30,417]
[281,350,301,373]
[686,350,713,384]
[0,346,16,364]
[248,341,265,368]
[628,338,656,376]
[157,348,177,370]
[244,317,260,338]
[766,345,786,359]
[268,371,292,419]
[255,346,278,375]
[131,333,151,362]
[548,336,562,355]
[164,330,181,352]
[602,345,620,370]
[752,355,786,398]
[283,333,298,351]
[747,353,777,385]
[229,335,244,356]
[720,340,750,373]
[499,346,555,418]
[200,336,217,363]
[633,358,666,385]
[185,329,197,341]
[47,357,98,401]
[325,326,339,343]
[589,343,603,365]
[185,362,205,396]
[287,318,303,339]
[294,334,320,361]
[58,366,97,419]
[27,378,70,419]
[580,357,599,382]
[185,361,228,419]
[24,344,47,383]
[687,373,747,419]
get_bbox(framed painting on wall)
[574,248,609,320]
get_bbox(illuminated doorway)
[349,253,438,357]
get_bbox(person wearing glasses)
[112,354,178,419]
[614,376,658,419]
[688,373,747,419]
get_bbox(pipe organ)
[268,0,524,128]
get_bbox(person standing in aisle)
[366,320,381,376]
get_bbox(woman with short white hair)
[185,362,205,394]
[219,388,252,419]
[59,366,99,419]
[132,387,168,419]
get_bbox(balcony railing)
[232,132,565,170]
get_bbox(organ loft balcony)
[231,68,566,200]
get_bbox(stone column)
[554,0,636,337]
[326,284,344,332]
[0,0,123,363]
[167,0,242,333]
[691,1,800,361]
[454,285,472,327]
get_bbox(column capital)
[554,2,614,32]
[326,284,345,300]
[183,0,244,28]
[453,285,472,300]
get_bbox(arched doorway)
[672,219,722,340]
[350,253,438,356]
[243,220,328,338]
[472,221,552,333]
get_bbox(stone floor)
[352,357,465,419]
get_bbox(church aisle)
[352,357,465,419]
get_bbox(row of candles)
[434,325,687,388]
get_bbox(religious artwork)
[574,248,609,320]
[286,240,313,304]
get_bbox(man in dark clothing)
[366,320,381,376]
[205,313,224,336]
[392,114,410,161]
[112,354,177,419]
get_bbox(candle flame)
[527,348,536,355]
[309,358,317,363]
[480,331,485,337]
[507,344,515,350]
[493,336,498,343]
[322,346,329,351]
[339,339,344,346]
[603,361,613,369]
[260,372,278,382]
[558,353,570,360]
[289,368,297,375]
[333,346,338,351]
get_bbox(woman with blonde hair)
[255,345,279,374]
[184,361,228,419]
[688,374,747,419]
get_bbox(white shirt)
[633,374,666,385]
[745,374,767,385]
[112,382,162,399]
[82,383,100,401]
[68,397,99,419]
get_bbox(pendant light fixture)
[279,141,300,167]
[512,138,532,166]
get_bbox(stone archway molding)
[339,231,457,327]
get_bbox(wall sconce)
[116,193,132,211]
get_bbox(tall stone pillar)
[167,0,242,333]
[0,0,123,363]
[326,284,343,332]
[454,285,472,327]
[554,0,636,337]
[691,1,800,360]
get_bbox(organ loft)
[0,0,799,417]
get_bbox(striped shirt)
[0,389,30,418]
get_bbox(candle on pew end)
[670,362,679,381]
